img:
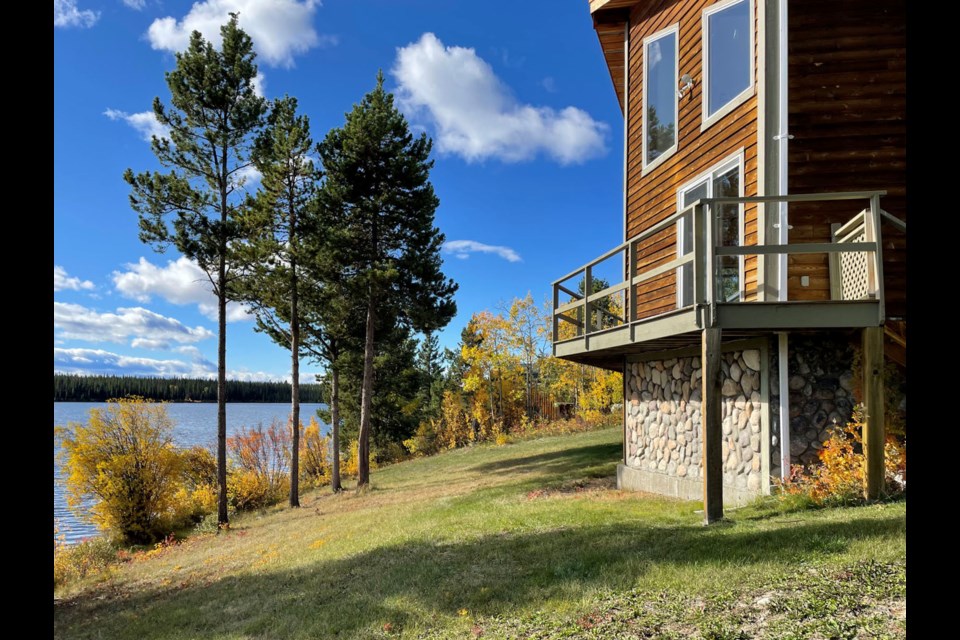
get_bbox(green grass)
[54,427,906,639]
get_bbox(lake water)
[54,402,328,545]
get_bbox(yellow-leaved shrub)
[778,405,906,505]
[56,397,190,544]
[226,421,291,511]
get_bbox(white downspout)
[775,0,791,298]
[778,331,790,479]
[775,0,791,481]
[623,22,630,256]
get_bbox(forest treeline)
[53,374,323,404]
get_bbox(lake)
[54,402,329,545]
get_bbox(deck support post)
[701,327,723,524]
[862,326,885,500]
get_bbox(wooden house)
[551,0,906,521]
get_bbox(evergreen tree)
[123,15,266,526]
[298,278,355,493]
[416,332,445,424]
[316,72,457,486]
[237,95,318,508]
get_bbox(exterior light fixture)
[678,73,694,98]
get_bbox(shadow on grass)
[55,512,905,639]
[469,442,622,477]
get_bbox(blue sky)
[54,0,625,382]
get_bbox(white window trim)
[641,23,680,176]
[675,177,708,309]
[675,149,746,307]
[701,0,755,133]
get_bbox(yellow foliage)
[226,420,291,511]
[342,440,361,478]
[56,397,188,544]
[778,405,906,504]
[300,417,332,488]
[54,524,117,588]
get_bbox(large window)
[642,25,679,173]
[702,0,754,129]
[676,154,744,307]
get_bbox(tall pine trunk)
[357,293,376,487]
[330,365,342,492]
[289,258,300,507]
[216,251,229,527]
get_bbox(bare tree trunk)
[357,293,376,487]
[289,258,300,508]
[216,252,229,527]
[330,364,342,492]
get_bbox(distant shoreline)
[53,373,324,404]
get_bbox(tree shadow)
[55,512,904,639]
[468,442,622,477]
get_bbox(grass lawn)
[54,426,906,639]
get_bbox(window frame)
[641,23,680,175]
[701,0,755,132]
[675,150,745,307]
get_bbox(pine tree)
[316,72,457,487]
[237,95,317,508]
[123,14,266,526]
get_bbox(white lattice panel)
[838,229,870,300]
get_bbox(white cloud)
[146,0,336,68]
[104,108,171,142]
[251,72,267,98]
[54,0,99,28]
[54,302,214,346]
[174,345,204,358]
[123,0,146,9]
[541,76,557,93]
[234,164,262,191]
[112,256,252,322]
[130,338,171,350]
[54,347,307,383]
[54,348,214,377]
[54,265,95,292]
[299,371,322,385]
[442,240,522,263]
[392,33,608,165]
[224,368,286,383]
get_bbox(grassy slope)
[54,427,906,639]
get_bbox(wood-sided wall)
[787,0,906,316]
[626,0,760,320]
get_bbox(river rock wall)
[624,348,764,496]
[769,334,857,478]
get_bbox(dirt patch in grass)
[526,476,618,500]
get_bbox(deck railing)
[551,191,889,344]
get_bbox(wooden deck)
[552,191,892,369]
[554,300,880,370]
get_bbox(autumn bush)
[173,445,219,522]
[54,523,118,588]
[300,417,333,488]
[778,405,906,505]
[227,421,291,511]
[56,397,198,544]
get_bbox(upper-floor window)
[702,0,754,130]
[642,24,679,174]
[676,153,744,307]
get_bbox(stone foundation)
[623,347,765,501]
[769,334,857,477]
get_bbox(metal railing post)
[704,202,716,326]
[584,266,593,337]
[869,194,885,322]
[628,241,638,324]
[552,283,560,343]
